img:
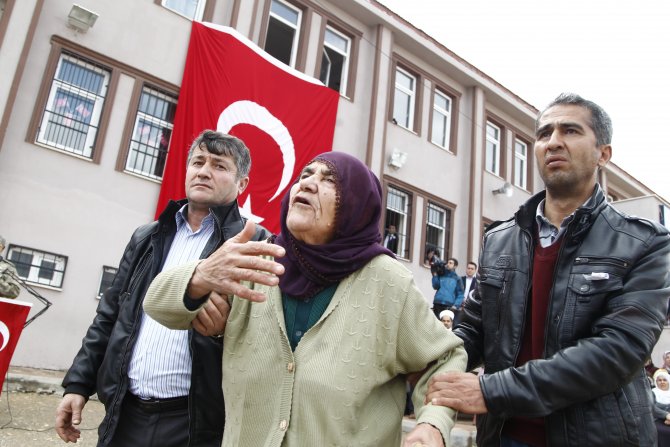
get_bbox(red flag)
[156,22,340,234]
[0,298,32,393]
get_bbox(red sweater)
[501,238,562,446]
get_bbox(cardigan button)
[279,420,288,431]
[287,362,295,373]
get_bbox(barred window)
[97,265,118,299]
[125,86,177,180]
[7,245,67,289]
[425,202,450,260]
[36,53,110,158]
[385,186,412,259]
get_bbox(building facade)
[0,0,666,370]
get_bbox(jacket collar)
[158,198,243,233]
[516,184,607,240]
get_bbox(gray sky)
[378,0,670,201]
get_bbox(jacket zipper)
[511,228,534,363]
[574,256,629,269]
[100,248,153,444]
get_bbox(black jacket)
[455,185,670,446]
[62,199,270,447]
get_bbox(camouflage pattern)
[0,258,21,299]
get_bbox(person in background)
[428,93,670,446]
[143,151,467,447]
[431,257,464,321]
[55,131,273,447]
[0,235,20,299]
[383,224,399,254]
[652,369,670,447]
[661,351,670,373]
[456,262,477,327]
[439,309,454,330]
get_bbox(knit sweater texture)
[144,254,467,446]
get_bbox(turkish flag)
[0,298,32,394]
[156,22,340,234]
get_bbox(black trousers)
[107,395,189,447]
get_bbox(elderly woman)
[144,152,466,446]
[653,369,670,446]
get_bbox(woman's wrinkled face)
[286,161,337,245]
[657,375,670,391]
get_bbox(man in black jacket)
[427,93,670,446]
[55,130,283,447]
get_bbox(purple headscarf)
[273,151,394,299]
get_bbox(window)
[431,89,452,149]
[660,204,669,229]
[513,138,528,189]
[7,245,67,289]
[385,186,412,259]
[265,0,302,67]
[36,53,110,158]
[125,86,177,180]
[485,121,501,175]
[319,26,351,94]
[161,0,206,20]
[393,67,416,130]
[425,202,451,262]
[97,266,118,298]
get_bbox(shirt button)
[279,420,288,431]
[287,362,295,373]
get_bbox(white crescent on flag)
[0,321,9,352]
[218,100,296,202]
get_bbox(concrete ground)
[0,366,476,447]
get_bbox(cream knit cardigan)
[144,255,467,447]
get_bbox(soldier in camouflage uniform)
[0,235,20,299]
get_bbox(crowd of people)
[46,92,670,447]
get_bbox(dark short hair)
[467,261,477,269]
[536,93,612,146]
[186,130,251,180]
[448,257,458,267]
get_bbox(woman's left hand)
[664,413,670,425]
[402,423,445,447]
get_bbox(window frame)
[423,201,453,266]
[120,84,178,182]
[97,265,118,299]
[429,85,459,152]
[392,65,418,131]
[33,51,112,161]
[383,184,414,260]
[262,0,305,69]
[485,119,503,176]
[513,137,528,190]
[155,0,215,21]
[27,38,121,164]
[316,24,356,99]
[7,244,68,290]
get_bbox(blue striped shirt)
[127,205,215,398]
